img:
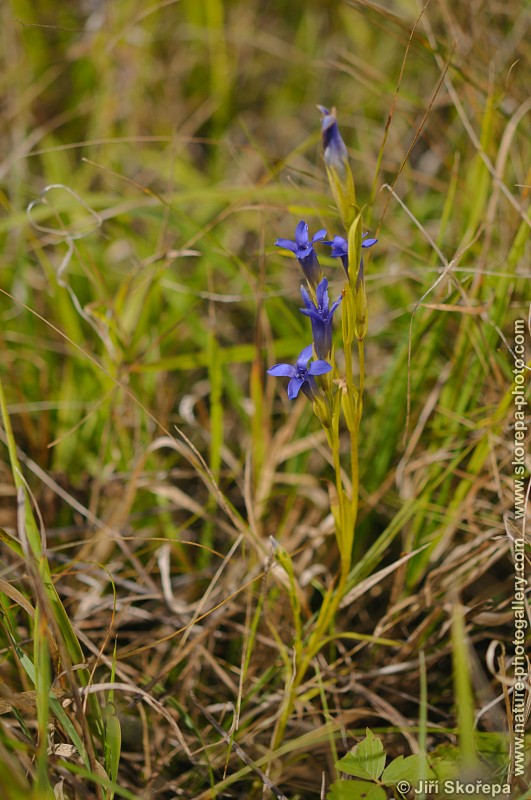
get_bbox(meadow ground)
[0,0,529,798]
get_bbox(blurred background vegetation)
[0,0,529,797]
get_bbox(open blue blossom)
[267,344,331,401]
[275,220,327,288]
[325,233,378,277]
[300,277,341,360]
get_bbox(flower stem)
[358,338,365,406]
[271,567,348,752]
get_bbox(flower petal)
[295,220,308,247]
[330,296,342,315]
[287,376,304,400]
[312,228,328,243]
[300,285,313,309]
[275,238,298,253]
[316,277,329,309]
[296,245,313,260]
[361,237,378,248]
[296,344,314,369]
[319,107,348,171]
[308,360,332,376]
[327,235,348,259]
[299,308,323,323]
[267,363,296,377]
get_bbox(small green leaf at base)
[327,780,387,800]
[381,754,436,786]
[336,729,386,781]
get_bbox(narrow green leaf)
[104,701,122,798]
[34,608,52,793]
[49,696,90,770]
[0,527,23,557]
[451,604,478,769]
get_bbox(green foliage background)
[0,0,529,798]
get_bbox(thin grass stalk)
[34,605,52,796]
[451,603,479,770]
[0,374,104,740]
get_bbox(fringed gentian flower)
[317,105,349,179]
[275,220,327,288]
[326,233,378,278]
[267,344,331,401]
[317,105,356,228]
[300,277,341,360]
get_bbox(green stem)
[344,337,354,393]
[350,337,364,523]
[358,338,365,408]
[271,568,348,751]
[272,282,366,753]
[348,423,358,554]
[272,407,356,751]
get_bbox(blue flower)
[267,344,332,401]
[275,220,327,288]
[300,277,342,360]
[325,233,378,277]
[317,105,349,178]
